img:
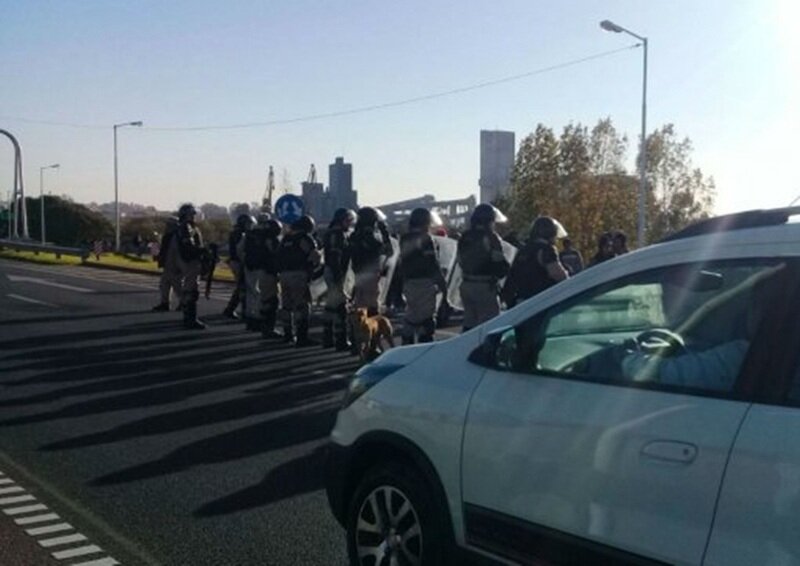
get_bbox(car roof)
[659,206,800,243]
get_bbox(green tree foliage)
[24,196,113,246]
[504,118,714,256]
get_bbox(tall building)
[479,130,515,204]
[329,157,358,211]
[301,157,359,223]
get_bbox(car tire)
[346,460,449,566]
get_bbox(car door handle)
[641,440,698,464]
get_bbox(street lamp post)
[601,19,648,248]
[39,163,60,244]
[113,121,143,252]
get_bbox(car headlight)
[341,363,405,409]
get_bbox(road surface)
[0,257,394,565]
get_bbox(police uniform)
[241,219,279,332]
[322,220,353,349]
[457,227,509,331]
[153,218,182,311]
[400,229,446,344]
[223,217,251,319]
[277,217,320,346]
[176,205,206,329]
[504,239,561,306]
[350,209,393,315]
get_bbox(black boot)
[322,321,335,348]
[261,310,282,340]
[222,306,239,319]
[418,319,435,343]
[282,320,294,343]
[152,302,169,312]
[402,334,416,346]
[183,302,206,330]
[294,319,317,348]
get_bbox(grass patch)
[0,249,235,281]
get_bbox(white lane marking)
[38,532,88,547]
[26,522,73,536]
[6,293,56,306]
[0,494,37,505]
[0,485,25,495]
[0,478,14,485]
[15,513,61,525]
[72,557,120,566]
[52,545,103,560]
[7,275,94,293]
[4,503,48,515]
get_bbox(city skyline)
[1,0,798,214]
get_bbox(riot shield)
[447,240,518,311]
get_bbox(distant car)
[326,207,800,566]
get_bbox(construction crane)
[307,164,317,184]
[262,166,275,213]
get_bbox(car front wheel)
[346,461,447,566]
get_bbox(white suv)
[326,208,800,566]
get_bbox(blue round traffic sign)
[274,194,305,224]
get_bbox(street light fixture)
[113,120,143,252]
[39,163,60,245]
[600,19,648,247]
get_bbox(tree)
[200,202,228,220]
[643,124,715,241]
[504,118,713,256]
[24,196,113,246]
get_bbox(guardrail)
[0,239,88,260]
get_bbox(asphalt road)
[0,258,371,566]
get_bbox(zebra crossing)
[0,469,120,566]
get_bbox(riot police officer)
[349,207,393,316]
[176,203,206,330]
[503,216,569,307]
[242,214,283,337]
[399,208,448,344]
[322,208,356,350]
[456,204,510,331]
[223,214,254,319]
[152,216,182,312]
[277,215,321,347]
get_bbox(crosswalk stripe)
[3,503,48,515]
[0,478,15,485]
[0,494,36,505]
[51,545,103,560]
[26,522,74,536]
[38,533,88,547]
[0,485,25,495]
[71,557,120,566]
[15,513,60,525]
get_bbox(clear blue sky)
[1,0,798,213]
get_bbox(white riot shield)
[431,235,458,309]
[377,236,400,309]
[447,240,517,311]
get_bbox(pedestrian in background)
[277,215,321,347]
[559,237,584,276]
[176,203,206,330]
[456,204,510,331]
[613,230,630,256]
[589,232,615,267]
[322,208,356,350]
[152,216,183,312]
[503,216,568,307]
[399,208,448,344]
[222,214,254,319]
[349,207,393,316]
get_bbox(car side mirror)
[468,326,513,368]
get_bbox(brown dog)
[349,307,394,361]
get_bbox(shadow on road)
[195,445,328,517]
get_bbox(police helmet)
[470,204,507,228]
[265,219,282,237]
[530,216,568,241]
[408,208,443,230]
[235,214,254,230]
[256,213,272,227]
[292,215,316,234]
[331,208,357,228]
[356,206,387,228]
[178,203,197,220]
